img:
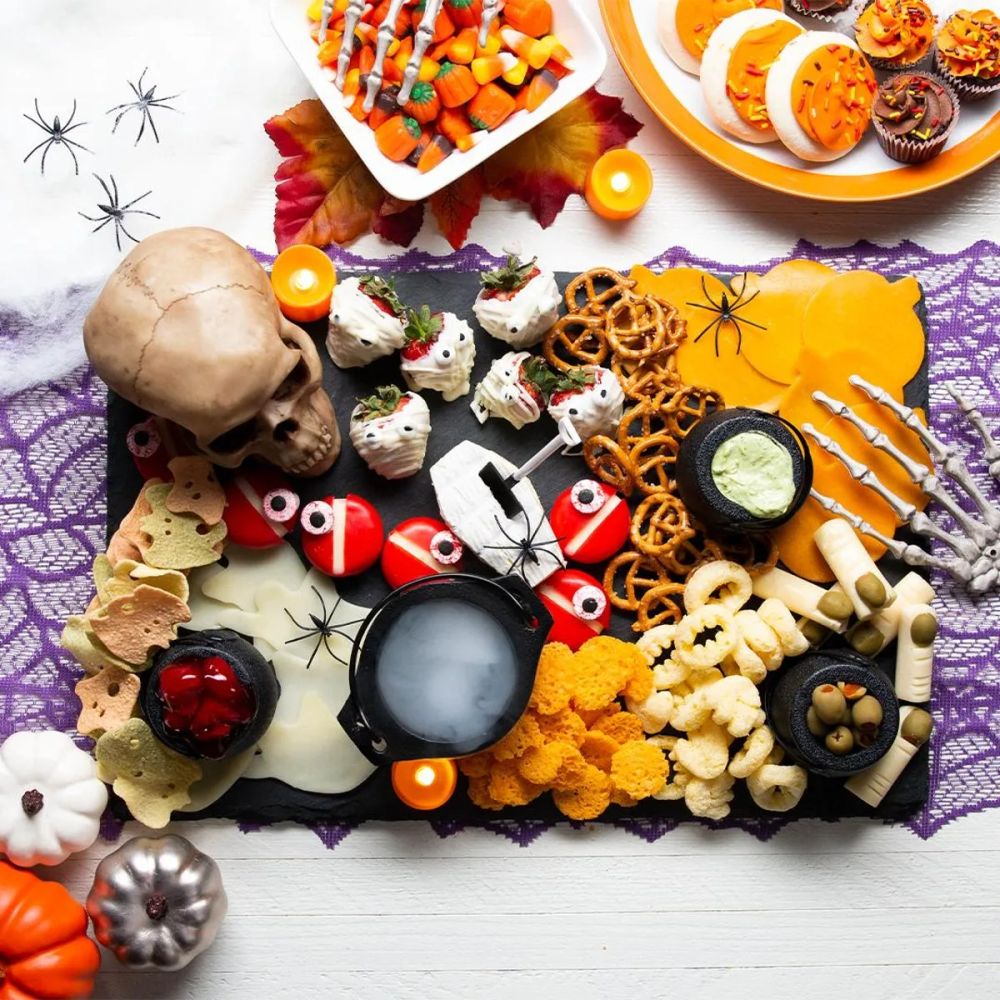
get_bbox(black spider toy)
[78,174,160,252]
[687,273,767,357]
[107,67,180,145]
[23,99,90,175]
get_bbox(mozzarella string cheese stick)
[895,603,937,703]
[752,566,852,632]
[844,706,933,808]
[813,517,896,620]
[848,572,935,657]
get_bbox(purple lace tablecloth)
[3,238,999,848]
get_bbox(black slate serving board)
[106,268,930,825]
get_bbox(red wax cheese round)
[126,415,185,481]
[157,656,255,760]
[223,467,300,549]
[381,516,465,590]
[301,494,384,577]
[535,568,611,651]
[549,480,630,564]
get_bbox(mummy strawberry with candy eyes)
[326,275,407,369]
[547,365,625,440]
[549,480,630,564]
[349,385,431,481]
[400,305,476,402]
[381,516,466,589]
[535,568,611,651]
[473,253,561,349]
[223,467,301,549]
[471,352,557,429]
[300,495,384,577]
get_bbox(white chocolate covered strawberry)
[399,305,476,402]
[473,253,561,349]
[326,275,407,369]
[471,351,551,429]
[349,385,431,480]
[547,365,625,440]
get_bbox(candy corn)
[502,57,530,87]
[500,26,553,70]
[471,52,518,85]
[417,134,454,173]
[503,0,553,38]
[524,68,558,111]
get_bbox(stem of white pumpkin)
[20,788,44,816]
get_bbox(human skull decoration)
[83,227,340,477]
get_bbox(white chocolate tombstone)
[84,227,340,477]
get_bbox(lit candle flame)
[290,268,319,294]
[609,171,632,194]
[415,765,436,787]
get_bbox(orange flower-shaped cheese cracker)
[610,741,670,800]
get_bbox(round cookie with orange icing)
[854,0,936,70]
[766,32,877,161]
[701,8,804,143]
[658,0,785,75]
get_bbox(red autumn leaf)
[486,89,643,228]
[428,167,488,250]
[264,100,384,249]
[373,196,425,246]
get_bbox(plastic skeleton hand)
[801,375,1000,595]
[321,0,502,110]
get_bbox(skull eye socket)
[263,489,300,524]
[208,419,257,455]
[272,358,310,402]
[301,500,335,535]
[572,585,607,620]
[127,420,160,459]
[430,530,463,565]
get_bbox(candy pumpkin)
[0,861,100,999]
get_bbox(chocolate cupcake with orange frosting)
[788,0,855,22]
[872,72,960,162]
[934,8,1000,100]
[855,0,936,70]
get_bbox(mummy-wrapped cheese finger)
[796,585,849,649]
[844,706,933,808]
[400,305,476,402]
[349,385,431,480]
[848,572,935,657]
[471,352,549,429]
[895,604,937,704]
[473,253,561,349]
[814,518,896,621]
[753,566,852,633]
[547,365,625,441]
[326,276,407,368]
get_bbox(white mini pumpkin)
[0,730,108,867]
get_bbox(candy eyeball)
[571,479,607,515]
[127,419,160,458]
[263,488,299,524]
[301,499,335,535]
[572,585,607,620]
[430,530,463,565]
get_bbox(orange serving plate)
[600,0,1000,202]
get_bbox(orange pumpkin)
[0,861,100,999]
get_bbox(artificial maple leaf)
[428,166,488,250]
[264,100,384,249]
[373,195,425,246]
[486,89,643,228]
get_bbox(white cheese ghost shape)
[471,351,545,430]
[547,365,625,440]
[349,391,431,480]
[400,312,476,401]
[326,277,406,369]
[473,269,561,349]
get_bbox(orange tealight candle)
[391,758,458,811]
[585,149,653,221]
[270,245,337,323]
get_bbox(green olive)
[812,683,847,725]
[817,590,853,621]
[852,695,884,733]
[854,727,876,749]
[910,611,938,646]
[800,620,828,646]
[856,572,888,608]
[825,726,855,755]
[901,708,934,746]
[806,706,828,737]
[839,704,855,726]
[848,622,884,657]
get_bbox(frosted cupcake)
[872,72,959,162]
[934,8,1000,101]
[855,0,936,70]
[787,0,856,22]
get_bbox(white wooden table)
[54,2,1000,995]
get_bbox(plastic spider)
[107,68,180,145]
[283,586,367,670]
[483,514,565,578]
[22,99,90,175]
[687,274,765,357]
[78,174,160,252]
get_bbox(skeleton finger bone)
[334,1,370,88]
[480,0,502,46]
[397,0,446,105]
[947,383,1000,480]
[363,0,408,112]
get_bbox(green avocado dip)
[710,431,795,520]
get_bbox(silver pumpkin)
[86,834,228,970]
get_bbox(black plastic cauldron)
[676,407,812,533]
[338,573,552,764]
